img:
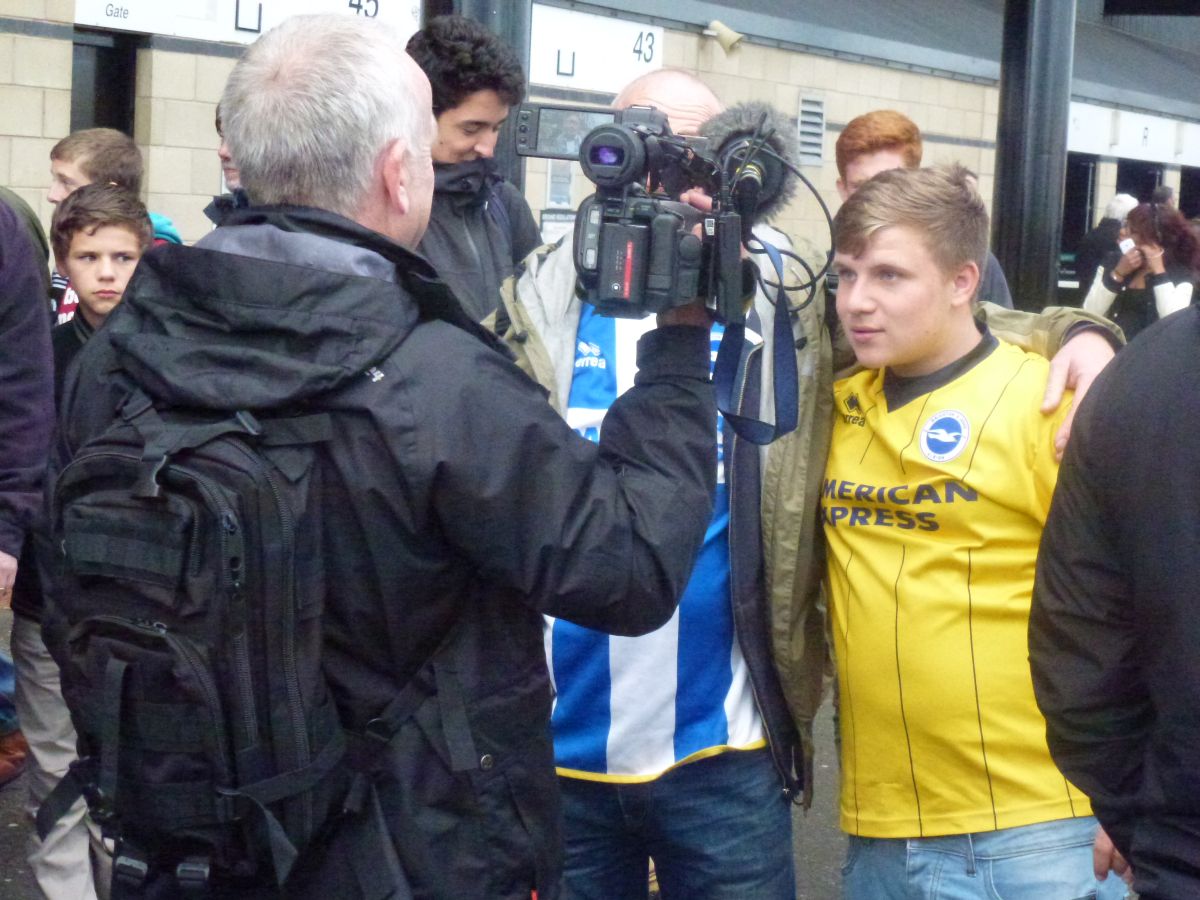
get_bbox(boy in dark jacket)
[48,184,153,394]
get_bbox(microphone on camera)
[699,101,798,230]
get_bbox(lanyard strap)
[712,239,801,444]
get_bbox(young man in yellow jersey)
[824,164,1128,899]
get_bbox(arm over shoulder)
[978,301,1123,358]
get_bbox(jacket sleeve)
[1082,267,1119,317]
[1150,273,1193,319]
[408,323,716,636]
[978,301,1123,357]
[1028,385,1147,853]
[0,203,54,558]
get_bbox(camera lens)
[580,125,645,188]
[591,145,624,167]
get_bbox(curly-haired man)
[407,15,540,321]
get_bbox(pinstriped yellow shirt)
[823,338,1090,838]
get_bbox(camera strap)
[712,239,800,445]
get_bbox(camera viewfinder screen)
[590,145,624,167]
[540,109,615,158]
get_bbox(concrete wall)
[0,4,74,237]
[135,48,236,244]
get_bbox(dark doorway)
[70,30,139,135]
[1180,166,1200,220]
[1116,159,1163,203]
[1061,152,1097,277]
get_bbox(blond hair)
[833,163,988,276]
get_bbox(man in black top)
[407,15,541,321]
[47,15,716,899]
[1030,303,1200,900]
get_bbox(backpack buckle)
[80,778,115,826]
[175,856,211,892]
[132,453,168,499]
[113,845,150,888]
[363,717,396,745]
[235,410,263,436]
[119,390,154,423]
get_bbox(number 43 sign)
[529,3,663,94]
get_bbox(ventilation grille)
[798,97,825,166]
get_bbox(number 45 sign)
[529,4,662,94]
[74,0,420,44]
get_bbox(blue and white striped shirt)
[546,307,765,781]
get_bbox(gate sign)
[529,3,663,94]
[75,0,421,45]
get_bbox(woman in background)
[1083,200,1200,340]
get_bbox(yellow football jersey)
[824,338,1089,838]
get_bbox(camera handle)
[713,239,801,444]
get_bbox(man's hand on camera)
[657,190,719,328]
[678,189,714,212]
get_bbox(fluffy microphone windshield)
[699,101,799,221]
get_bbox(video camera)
[516,99,835,445]
[516,102,788,324]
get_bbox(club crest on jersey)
[920,410,969,462]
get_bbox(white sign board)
[1068,100,1200,167]
[75,0,421,45]
[529,4,662,94]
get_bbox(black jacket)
[1030,306,1200,900]
[45,207,716,900]
[12,313,92,621]
[418,160,541,321]
[0,197,53,561]
[1075,217,1122,295]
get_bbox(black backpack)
[39,387,409,898]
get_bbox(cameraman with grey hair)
[45,14,717,899]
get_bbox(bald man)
[496,70,1126,900]
[497,68,812,899]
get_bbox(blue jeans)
[842,816,1131,899]
[0,650,17,735]
[559,747,794,900]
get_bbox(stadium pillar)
[992,0,1077,310]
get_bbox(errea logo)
[841,392,866,427]
[365,367,385,383]
[920,410,969,462]
[575,340,607,370]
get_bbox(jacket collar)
[216,205,514,359]
[433,159,500,210]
